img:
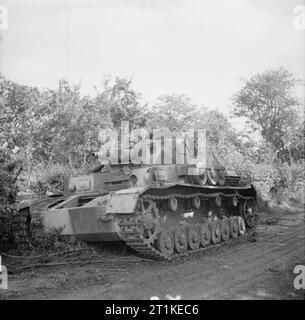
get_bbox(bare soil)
[1,206,304,300]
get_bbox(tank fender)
[106,187,146,214]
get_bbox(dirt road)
[1,207,304,300]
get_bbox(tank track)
[0,205,31,251]
[11,208,31,250]
[116,189,257,260]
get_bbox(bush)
[278,163,305,203]
[237,162,304,209]
[28,163,75,195]
[29,230,92,254]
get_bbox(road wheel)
[230,217,239,239]
[186,225,200,250]
[237,217,246,236]
[172,227,188,253]
[211,220,221,244]
[157,230,174,258]
[199,222,211,247]
[220,219,230,241]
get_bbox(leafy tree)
[146,94,245,168]
[30,80,89,167]
[94,77,148,129]
[280,119,305,163]
[147,94,199,131]
[0,76,41,186]
[232,67,301,163]
[147,94,236,142]
[0,76,149,179]
[202,110,236,146]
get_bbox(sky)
[0,0,304,123]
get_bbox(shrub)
[28,163,76,195]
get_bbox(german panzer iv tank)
[43,136,258,260]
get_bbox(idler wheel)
[217,169,226,186]
[191,196,201,209]
[237,216,246,236]
[240,199,258,228]
[172,227,188,253]
[198,222,211,247]
[211,220,221,244]
[230,217,239,239]
[157,230,174,258]
[168,197,178,212]
[207,168,218,185]
[186,225,200,250]
[220,219,230,241]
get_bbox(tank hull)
[43,207,121,241]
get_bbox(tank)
[42,137,258,259]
